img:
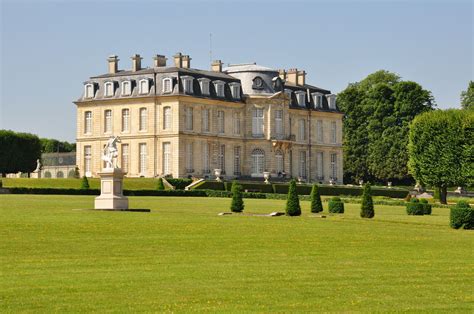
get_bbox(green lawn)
[1,177,158,190]
[1,195,473,312]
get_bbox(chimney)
[182,55,191,68]
[287,68,298,85]
[297,70,306,86]
[278,69,287,80]
[131,54,142,72]
[173,52,183,67]
[107,55,119,74]
[211,60,223,72]
[153,54,167,67]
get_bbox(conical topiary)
[285,180,301,216]
[156,177,165,191]
[80,176,90,190]
[310,184,323,213]
[230,181,244,213]
[360,183,374,218]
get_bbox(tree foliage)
[408,109,473,204]
[310,184,323,213]
[285,180,301,216]
[337,70,434,184]
[360,184,374,218]
[156,178,165,191]
[0,130,42,175]
[460,81,474,110]
[40,138,76,153]
[230,181,244,213]
[80,176,90,190]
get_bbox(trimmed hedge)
[273,183,408,198]
[406,198,424,215]
[419,198,432,215]
[9,187,100,195]
[166,178,193,190]
[328,197,344,213]
[225,182,274,193]
[450,201,473,229]
[192,181,226,190]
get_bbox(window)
[234,146,241,175]
[218,145,225,173]
[84,111,92,134]
[299,151,307,178]
[84,145,92,176]
[185,107,193,131]
[331,153,337,180]
[163,106,172,130]
[84,84,94,98]
[163,142,171,175]
[139,108,148,131]
[252,108,264,137]
[186,142,193,172]
[198,78,210,95]
[104,110,112,133]
[233,112,241,135]
[327,94,336,109]
[317,120,323,143]
[251,148,265,175]
[138,143,147,175]
[217,110,225,134]
[104,82,114,97]
[317,152,324,180]
[122,81,131,96]
[202,108,210,132]
[56,171,64,178]
[163,78,172,93]
[139,79,149,95]
[275,110,283,137]
[298,119,306,141]
[312,92,323,108]
[275,150,284,174]
[331,121,337,144]
[214,81,225,97]
[202,142,210,173]
[121,109,130,132]
[296,91,306,107]
[181,76,194,94]
[121,144,129,173]
[229,83,241,99]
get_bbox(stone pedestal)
[95,168,128,210]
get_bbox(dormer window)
[252,76,264,90]
[139,79,149,95]
[327,94,336,109]
[312,92,323,108]
[104,82,114,97]
[163,78,173,94]
[214,81,225,97]
[229,82,241,99]
[284,89,292,100]
[295,91,306,107]
[198,78,210,96]
[84,83,95,99]
[122,81,131,96]
[181,76,194,94]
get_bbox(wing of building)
[74,53,343,183]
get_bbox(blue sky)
[1,0,472,142]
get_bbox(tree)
[360,184,374,218]
[230,181,244,213]
[310,184,323,213]
[40,138,76,153]
[80,176,90,190]
[156,178,165,190]
[285,180,301,216]
[408,109,473,204]
[0,130,42,176]
[460,81,474,110]
[337,71,434,184]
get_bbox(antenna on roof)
[209,33,213,70]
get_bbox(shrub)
[230,181,244,212]
[406,198,424,215]
[328,197,344,214]
[166,178,193,190]
[450,200,473,229]
[419,198,432,215]
[310,184,323,213]
[285,180,301,216]
[360,184,374,218]
[192,180,225,190]
[80,176,90,190]
[156,178,165,191]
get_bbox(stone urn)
[387,181,392,189]
[214,169,222,182]
[297,177,303,184]
[359,179,364,186]
[329,178,335,186]
[263,171,270,184]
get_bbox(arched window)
[56,171,64,178]
[163,78,173,93]
[139,79,149,94]
[104,82,114,97]
[251,148,265,175]
[163,106,172,130]
[275,150,284,174]
[44,171,52,178]
[122,81,131,96]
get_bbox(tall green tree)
[40,138,76,153]
[230,181,244,213]
[337,70,434,184]
[310,184,323,213]
[408,109,473,204]
[285,180,301,216]
[360,184,374,218]
[460,81,474,110]
[0,130,42,175]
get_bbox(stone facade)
[75,53,343,183]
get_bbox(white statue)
[102,136,121,169]
[34,159,41,172]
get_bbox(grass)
[1,197,474,312]
[1,177,158,190]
